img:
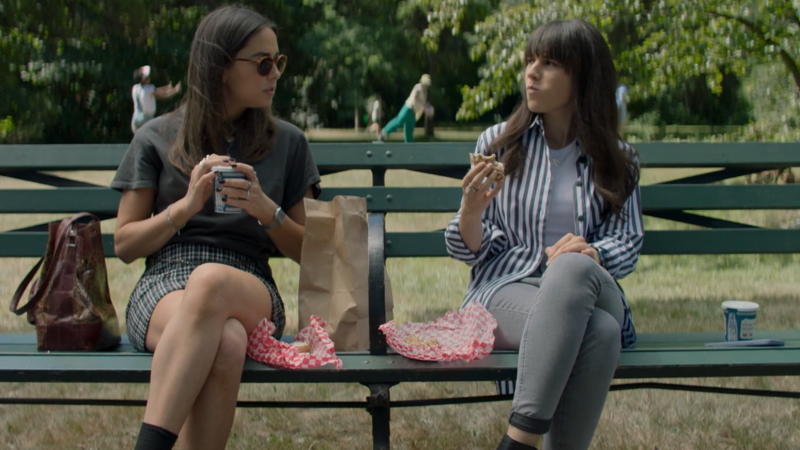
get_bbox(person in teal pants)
[379,74,431,142]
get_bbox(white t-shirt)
[371,99,382,123]
[543,139,581,249]
[132,84,156,117]
[404,83,427,117]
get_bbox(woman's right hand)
[460,162,504,219]
[183,154,233,215]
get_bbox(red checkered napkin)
[379,302,497,362]
[247,316,343,370]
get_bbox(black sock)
[496,434,538,450]
[133,422,178,450]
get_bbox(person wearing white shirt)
[378,74,432,142]
[131,65,182,133]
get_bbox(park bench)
[1,141,800,449]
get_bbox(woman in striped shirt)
[445,20,644,450]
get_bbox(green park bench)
[1,142,800,449]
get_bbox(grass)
[2,167,800,449]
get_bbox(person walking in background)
[445,19,643,450]
[616,84,628,133]
[131,65,182,133]
[367,95,384,134]
[378,74,432,142]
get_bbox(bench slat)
[4,185,800,214]
[642,184,800,209]
[2,332,800,383]
[2,143,800,171]
[383,229,800,257]
[1,228,799,258]
[0,188,121,213]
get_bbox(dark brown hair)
[168,5,277,174]
[488,19,639,216]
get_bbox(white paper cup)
[213,166,246,213]
[721,300,760,342]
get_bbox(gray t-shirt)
[111,112,321,265]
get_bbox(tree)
[0,0,446,141]
[293,0,420,129]
[405,0,799,123]
[0,0,201,143]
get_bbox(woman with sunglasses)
[111,6,320,450]
[445,20,643,450]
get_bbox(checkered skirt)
[125,242,285,352]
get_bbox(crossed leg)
[142,263,273,450]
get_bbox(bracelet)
[258,206,286,230]
[165,204,185,235]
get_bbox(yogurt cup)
[721,300,760,342]
[213,166,246,213]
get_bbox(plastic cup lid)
[721,300,760,312]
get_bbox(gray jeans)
[488,253,624,450]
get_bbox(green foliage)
[293,1,418,127]
[405,0,630,120]
[0,0,457,142]
[619,0,800,98]
[409,0,800,125]
[0,116,12,139]
[2,0,795,141]
[0,0,202,143]
[628,72,752,126]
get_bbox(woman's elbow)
[113,236,136,264]
[115,247,136,265]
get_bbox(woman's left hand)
[545,233,601,266]
[216,162,278,222]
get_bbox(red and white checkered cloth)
[379,303,497,362]
[247,316,343,370]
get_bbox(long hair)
[488,19,639,216]
[168,5,277,174]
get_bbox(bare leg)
[178,318,247,450]
[508,426,542,448]
[142,263,273,438]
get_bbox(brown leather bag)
[9,213,121,351]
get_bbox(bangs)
[525,21,579,73]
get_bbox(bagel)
[469,153,505,180]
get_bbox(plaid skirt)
[125,242,285,352]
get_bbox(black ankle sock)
[496,434,538,450]
[133,422,178,450]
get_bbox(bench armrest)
[367,213,388,355]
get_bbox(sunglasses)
[233,54,288,76]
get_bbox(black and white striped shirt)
[445,118,644,349]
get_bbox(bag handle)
[9,213,99,315]
[9,256,45,315]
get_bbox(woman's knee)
[547,252,597,277]
[545,252,610,294]
[584,310,622,361]
[182,263,235,317]
[208,319,247,379]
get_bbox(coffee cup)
[721,300,760,342]
[213,166,246,214]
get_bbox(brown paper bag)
[298,196,393,351]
